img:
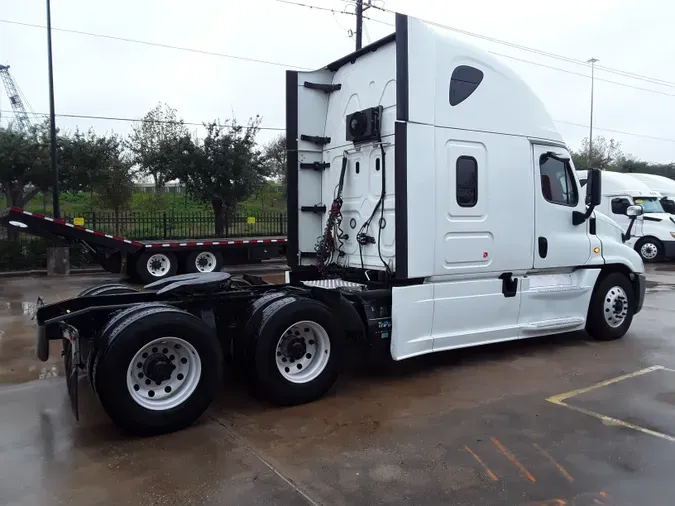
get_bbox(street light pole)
[587,57,599,168]
[46,0,60,218]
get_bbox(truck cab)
[578,170,675,262]
[287,13,646,361]
[629,172,675,215]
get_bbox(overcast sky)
[1,0,674,162]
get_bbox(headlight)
[671,232,675,238]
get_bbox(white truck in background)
[578,170,675,262]
[629,173,675,214]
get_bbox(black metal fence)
[17,211,288,241]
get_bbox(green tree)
[127,102,189,192]
[263,134,287,191]
[60,129,125,198]
[0,124,51,209]
[571,136,623,171]
[172,117,268,236]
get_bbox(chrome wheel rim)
[195,251,217,272]
[603,286,629,328]
[126,337,201,410]
[146,253,171,277]
[275,321,330,384]
[640,242,658,260]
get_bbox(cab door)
[533,144,591,269]
[517,144,598,336]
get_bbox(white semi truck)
[578,170,675,262]
[17,13,646,435]
[629,173,675,214]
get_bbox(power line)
[491,52,675,98]
[373,5,675,90]
[0,19,311,71]
[554,120,675,144]
[0,109,285,131]
[4,109,673,144]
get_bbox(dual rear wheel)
[82,284,341,435]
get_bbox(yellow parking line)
[546,366,675,443]
[546,365,664,404]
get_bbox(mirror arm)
[622,216,637,242]
[573,204,596,226]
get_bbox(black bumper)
[635,273,646,314]
[664,240,675,259]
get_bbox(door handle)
[538,237,548,258]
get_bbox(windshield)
[634,197,664,213]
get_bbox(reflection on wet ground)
[0,265,674,505]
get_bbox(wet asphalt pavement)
[1,265,674,505]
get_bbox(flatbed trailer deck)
[1,207,287,282]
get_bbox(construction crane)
[0,64,33,131]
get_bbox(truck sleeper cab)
[578,170,675,262]
[29,13,646,436]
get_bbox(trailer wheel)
[253,297,343,406]
[185,250,223,274]
[94,306,221,435]
[586,272,635,341]
[136,251,178,283]
[635,237,664,263]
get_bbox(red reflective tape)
[93,230,105,236]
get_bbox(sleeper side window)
[611,198,630,215]
[539,155,578,206]
[456,156,478,207]
[449,66,484,106]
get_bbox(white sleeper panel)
[391,284,434,360]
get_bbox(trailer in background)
[1,208,287,282]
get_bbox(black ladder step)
[300,205,327,214]
[300,162,330,171]
[301,134,331,145]
[304,81,342,93]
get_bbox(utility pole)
[46,0,60,218]
[355,0,371,50]
[587,57,599,168]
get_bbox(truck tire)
[88,302,175,397]
[185,250,224,274]
[78,284,138,297]
[635,237,664,263]
[135,251,178,284]
[586,272,636,341]
[252,296,344,406]
[93,306,222,435]
[78,285,140,391]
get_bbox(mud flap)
[62,337,79,421]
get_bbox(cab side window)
[611,198,630,215]
[539,155,578,206]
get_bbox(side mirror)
[626,205,643,217]
[587,168,602,207]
